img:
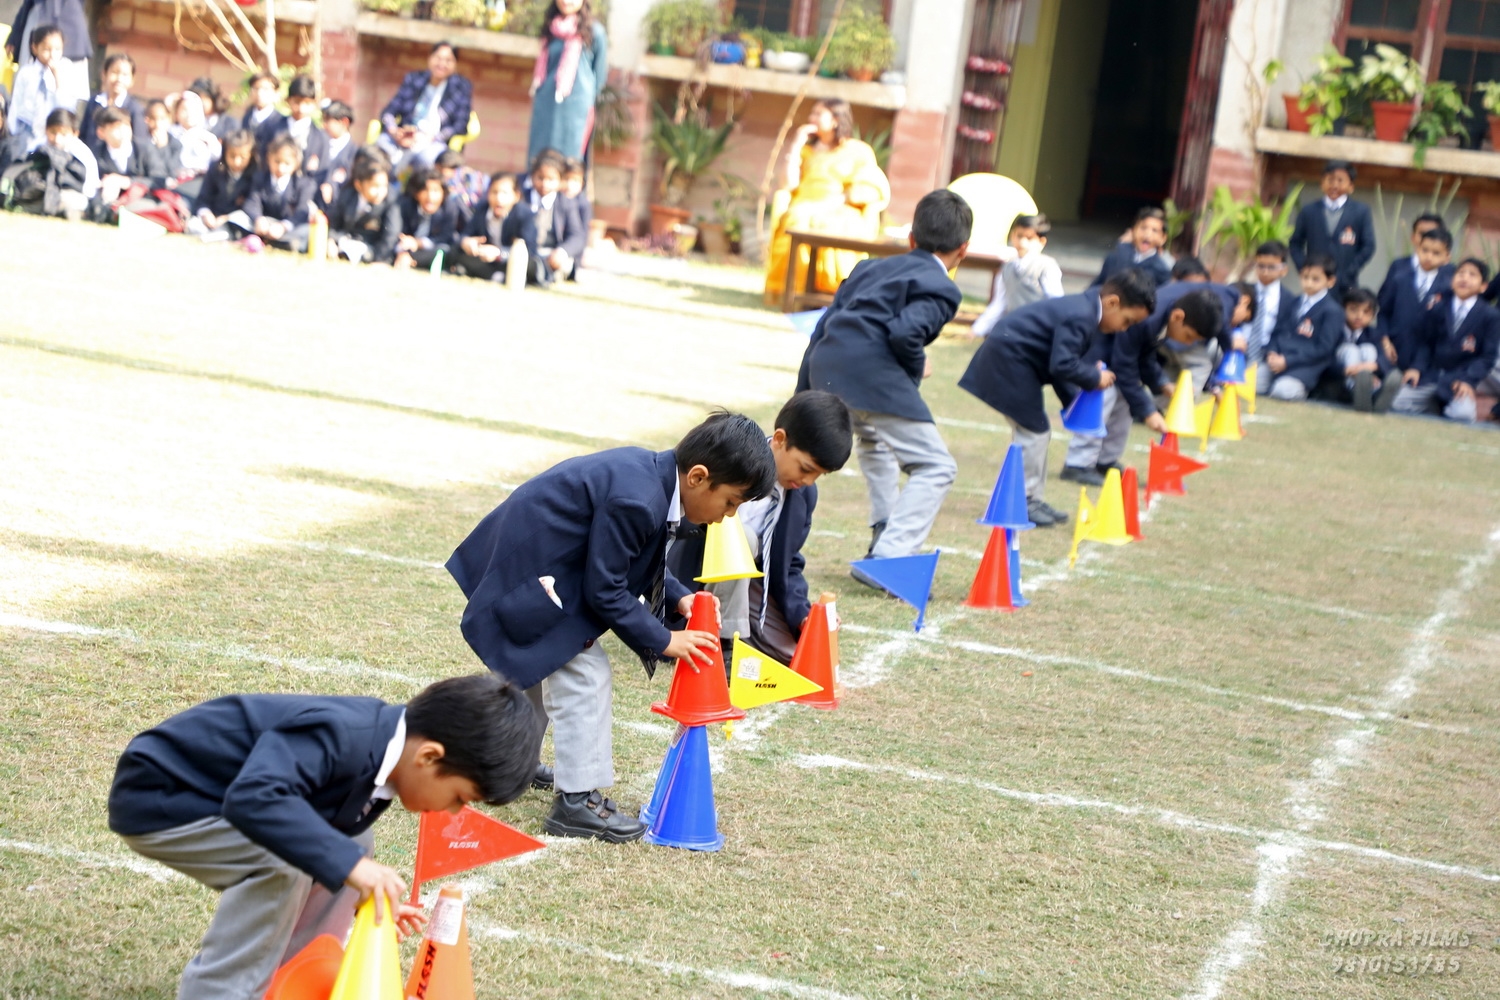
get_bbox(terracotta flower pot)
[1371,100,1415,143]
[1488,115,1500,149]
[846,67,877,82]
[697,221,729,256]
[1284,93,1313,132]
[649,204,692,238]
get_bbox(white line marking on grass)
[272,540,446,570]
[0,839,181,881]
[934,416,1009,433]
[1182,524,1500,1000]
[471,922,865,1000]
[618,720,674,737]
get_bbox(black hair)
[264,134,303,167]
[322,100,354,123]
[1230,280,1257,322]
[189,77,227,114]
[1301,252,1338,280]
[436,148,465,170]
[1342,286,1378,312]
[488,170,518,192]
[217,129,257,172]
[812,98,855,144]
[1010,212,1050,238]
[675,411,776,499]
[1100,267,1157,312]
[1419,226,1454,251]
[405,673,541,805]
[1173,287,1224,344]
[774,391,852,473]
[1170,256,1209,281]
[44,107,77,131]
[1323,159,1356,181]
[1254,240,1289,261]
[30,24,62,51]
[351,151,389,184]
[248,70,278,89]
[103,52,136,74]
[94,105,129,130]
[1457,257,1491,283]
[286,74,317,100]
[431,40,459,58]
[1413,212,1445,233]
[912,189,973,254]
[562,156,584,177]
[405,166,443,199]
[1134,206,1166,225]
[530,148,566,177]
[539,0,597,45]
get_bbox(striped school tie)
[757,491,781,628]
[638,525,676,677]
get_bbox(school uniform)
[1377,254,1452,370]
[1289,195,1376,291]
[108,694,399,998]
[1263,289,1344,400]
[239,169,317,252]
[1326,322,1387,403]
[797,251,962,558]
[247,108,289,149]
[1089,244,1172,289]
[207,112,241,144]
[512,191,587,284]
[397,193,465,269]
[80,92,149,144]
[268,117,330,176]
[1242,277,1290,365]
[451,203,537,280]
[194,164,253,219]
[88,136,167,186]
[972,253,1065,336]
[149,134,185,178]
[959,291,1106,500]
[327,184,402,264]
[1392,293,1500,422]
[1151,281,1243,400]
[447,448,692,797]
[316,134,356,206]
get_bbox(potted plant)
[643,0,723,58]
[1196,182,1304,280]
[762,32,812,73]
[594,82,636,151]
[648,102,734,235]
[1478,80,1500,148]
[1408,79,1471,167]
[1357,43,1422,142]
[363,0,417,16]
[1295,46,1355,136]
[823,6,894,82]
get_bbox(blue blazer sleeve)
[1410,306,1439,374]
[1352,201,1377,273]
[1049,314,1103,390]
[777,486,816,633]
[1289,203,1311,271]
[583,498,675,656]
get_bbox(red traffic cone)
[404,885,476,1000]
[263,934,342,1000]
[790,600,839,709]
[1121,467,1143,541]
[651,592,745,726]
[964,526,1015,611]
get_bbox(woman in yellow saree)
[763,98,891,305]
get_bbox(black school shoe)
[1373,375,1403,413]
[1352,371,1375,412]
[1026,498,1070,527]
[531,763,554,791]
[864,520,887,559]
[543,791,647,843]
[1059,465,1105,487]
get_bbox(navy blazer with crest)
[88,137,168,185]
[1267,291,1344,388]
[1089,243,1172,289]
[1105,281,1236,420]
[107,695,405,891]
[194,163,253,218]
[328,185,403,264]
[1377,255,1453,370]
[1289,197,1377,290]
[797,250,962,423]
[261,120,332,176]
[399,193,466,251]
[380,71,474,146]
[1411,293,1500,401]
[509,193,588,264]
[446,448,693,691]
[80,94,149,147]
[243,169,317,228]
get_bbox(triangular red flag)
[410,807,545,902]
[1146,441,1208,499]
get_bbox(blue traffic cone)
[1216,348,1247,385]
[978,444,1035,530]
[788,308,827,336]
[644,725,724,851]
[1007,528,1030,608]
[1061,384,1108,437]
[639,724,688,830]
[850,551,941,631]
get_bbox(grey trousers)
[1062,385,1132,469]
[849,408,957,559]
[1162,342,1217,400]
[121,816,373,1000]
[1269,375,1310,401]
[525,641,616,794]
[1005,417,1050,500]
[1391,383,1478,422]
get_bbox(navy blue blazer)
[314,139,358,208]
[243,170,317,228]
[796,250,962,422]
[958,291,1106,433]
[399,194,465,250]
[262,121,331,176]
[208,112,241,143]
[380,72,474,146]
[511,194,588,263]
[1289,198,1376,289]
[81,94,149,146]
[1089,244,1172,289]
[328,185,403,264]
[1377,256,1452,370]
[107,694,405,891]
[194,164,253,218]
[446,448,694,690]
[666,484,818,640]
[1411,294,1500,401]
[1268,292,1344,387]
[88,137,167,185]
[251,111,291,151]
[1105,281,1234,420]
[462,203,537,252]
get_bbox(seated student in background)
[237,135,316,253]
[88,104,165,205]
[242,71,286,148]
[1326,287,1388,412]
[1239,240,1291,369]
[452,171,533,281]
[435,148,485,224]
[8,108,97,220]
[1389,258,1500,421]
[144,99,183,177]
[188,129,256,240]
[395,166,463,270]
[268,75,329,177]
[960,268,1155,526]
[1289,160,1375,293]
[188,77,239,143]
[1170,256,1210,282]
[316,101,357,207]
[972,212,1065,337]
[327,152,402,264]
[1378,220,1452,375]
[10,25,80,151]
[799,190,971,568]
[1090,207,1171,289]
[1064,286,1226,483]
[667,391,853,665]
[510,151,586,286]
[109,672,539,999]
[81,53,147,146]
[1263,252,1344,401]
[170,90,222,178]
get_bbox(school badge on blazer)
[1340,226,1357,245]
[1298,318,1315,337]
[1462,335,1476,353]
[1427,293,1442,309]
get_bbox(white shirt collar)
[369,710,407,801]
[668,476,682,525]
[1132,247,1157,264]
[1300,289,1328,312]
[1454,294,1476,321]
[328,133,351,156]
[288,117,312,138]
[538,191,556,210]
[272,173,291,193]
[107,143,131,171]
[1324,195,1348,211]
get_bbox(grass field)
[1,212,1498,999]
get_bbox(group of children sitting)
[0,32,594,285]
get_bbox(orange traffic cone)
[404,885,475,1000]
[264,934,343,1000]
[790,600,839,709]
[651,591,745,725]
[1121,466,1143,541]
[964,526,1015,611]
[819,592,841,678]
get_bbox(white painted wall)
[902,0,970,113]
[610,0,652,67]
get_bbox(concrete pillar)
[882,0,968,221]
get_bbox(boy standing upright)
[1289,160,1376,292]
[447,413,776,842]
[797,189,972,569]
[1090,208,1172,289]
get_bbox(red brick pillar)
[884,108,949,225]
[321,29,360,104]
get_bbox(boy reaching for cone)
[108,673,541,1000]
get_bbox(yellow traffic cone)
[1243,363,1258,415]
[1067,487,1094,569]
[695,514,763,583]
[1208,385,1244,441]
[1084,470,1133,546]
[1193,397,1214,451]
[1163,370,1197,435]
[329,895,402,1000]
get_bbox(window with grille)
[1340,0,1500,102]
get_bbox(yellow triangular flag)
[1162,370,1197,435]
[329,895,403,1000]
[728,634,822,709]
[696,514,763,583]
[1067,486,1094,569]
